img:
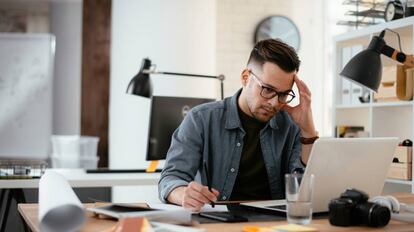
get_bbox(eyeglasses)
[250,71,296,104]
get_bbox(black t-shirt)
[230,104,272,201]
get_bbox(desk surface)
[0,169,160,189]
[18,193,414,232]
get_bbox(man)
[158,39,317,211]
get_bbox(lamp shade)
[126,58,152,98]
[339,34,389,92]
[340,49,382,92]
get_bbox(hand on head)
[282,75,316,137]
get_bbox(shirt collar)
[225,88,280,130]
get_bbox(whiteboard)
[0,33,55,160]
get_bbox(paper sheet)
[87,204,193,225]
[148,203,228,212]
[151,222,205,232]
[39,171,86,232]
[199,204,229,212]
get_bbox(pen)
[203,160,215,208]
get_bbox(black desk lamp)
[88,58,225,174]
[340,29,414,92]
[124,58,224,173]
[126,58,225,100]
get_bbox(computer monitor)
[146,96,215,160]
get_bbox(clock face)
[254,16,300,51]
[384,1,404,22]
[385,3,395,21]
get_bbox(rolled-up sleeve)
[158,110,204,203]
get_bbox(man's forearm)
[301,143,313,165]
[300,130,317,165]
[167,186,186,205]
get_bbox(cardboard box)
[397,68,414,101]
[388,145,412,180]
[382,66,397,82]
[394,146,412,163]
[375,81,397,101]
[374,66,399,102]
[388,163,412,180]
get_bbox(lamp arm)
[143,69,226,100]
[159,72,225,100]
[156,71,220,79]
[380,44,414,68]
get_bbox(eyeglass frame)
[249,70,296,104]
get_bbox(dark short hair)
[247,39,300,72]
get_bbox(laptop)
[241,137,399,213]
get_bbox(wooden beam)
[81,0,111,167]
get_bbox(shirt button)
[222,196,227,200]
[230,168,235,173]
[236,142,241,147]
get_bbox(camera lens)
[369,204,391,227]
[355,202,391,227]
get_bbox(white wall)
[110,0,217,203]
[291,0,326,136]
[324,0,355,137]
[50,1,82,135]
[216,0,329,135]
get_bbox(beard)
[250,105,278,122]
[244,88,280,122]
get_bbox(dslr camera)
[329,188,390,227]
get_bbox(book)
[335,126,368,138]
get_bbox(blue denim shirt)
[158,89,304,203]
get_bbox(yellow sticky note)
[242,225,274,232]
[146,160,159,172]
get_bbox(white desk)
[0,169,160,189]
[0,169,161,231]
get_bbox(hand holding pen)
[167,161,219,212]
[204,160,215,208]
[178,181,219,212]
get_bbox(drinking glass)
[285,173,315,225]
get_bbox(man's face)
[242,62,295,122]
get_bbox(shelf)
[342,0,386,8]
[385,179,412,185]
[334,17,414,45]
[345,9,385,19]
[334,17,414,193]
[336,101,413,109]
[372,101,413,108]
[336,104,370,109]
[337,21,378,27]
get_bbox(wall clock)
[254,15,300,51]
[384,0,404,22]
